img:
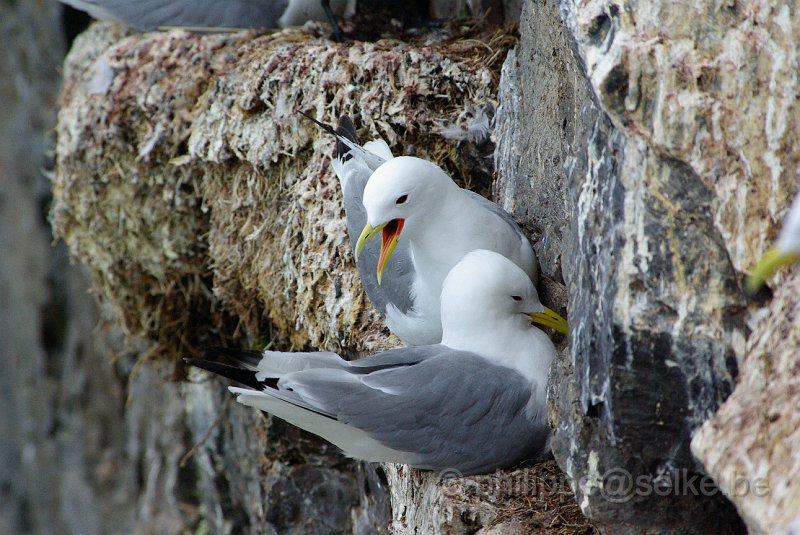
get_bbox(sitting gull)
[747,192,800,293]
[310,114,553,345]
[59,0,348,32]
[188,250,566,475]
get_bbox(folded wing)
[330,116,416,316]
[196,345,550,475]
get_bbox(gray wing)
[60,0,289,30]
[463,189,538,282]
[334,117,416,315]
[342,168,416,316]
[283,346,551,475]
[340,345,431,370]
[463,189,528,236]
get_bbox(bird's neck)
[407,188,476,291]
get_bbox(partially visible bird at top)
[58,0,348,32]
[304,114,563,346]
[188,250,561,476]
[747,192,800,294]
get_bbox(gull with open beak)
[188,250,564,475]
[315,115,562,345]
[747,192,800,293]
[356,155,545,345]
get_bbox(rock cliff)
[6,0,798,533]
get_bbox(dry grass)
[433,460,597,534]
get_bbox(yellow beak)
[746,246,799,294]
[354,222,384,261]
[527,306,569,335]
[354,219,405,285]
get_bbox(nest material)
[387,461,597,534]
[52,21,516,361]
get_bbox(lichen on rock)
[565,0,800,271]
[545,0,800,530]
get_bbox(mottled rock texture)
[2,5,390,531]
[19,0,797,532]
[0,2,129,533]
[549,0,799,531]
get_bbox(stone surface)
[0,2,136,533]
[384,461,592,535]
[692,266,800,535]
[0,5,387,535]
[539,0,800,531]
[17,0,798,532]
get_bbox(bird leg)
[320,0,344,42]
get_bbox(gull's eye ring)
[395,194,408,205]
[511,295,522,302]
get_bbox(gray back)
[286,347,551,475]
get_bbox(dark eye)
[511,295,522,302]
[395,194,408,205]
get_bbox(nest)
[52,21,516,362]
[389,461,596,534]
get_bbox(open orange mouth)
[355,218,406,284]
[377,219,404,284]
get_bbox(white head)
[355,156,460,281]
[440,250,567,349]
[361,156,457,238]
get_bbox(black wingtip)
[298,111,361,160]
[320,0,344,42]
[336,116,357,142]
[186,358,277,390]
[204,347,263,368]
[298,110,339,137]
[335,115,358,160]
